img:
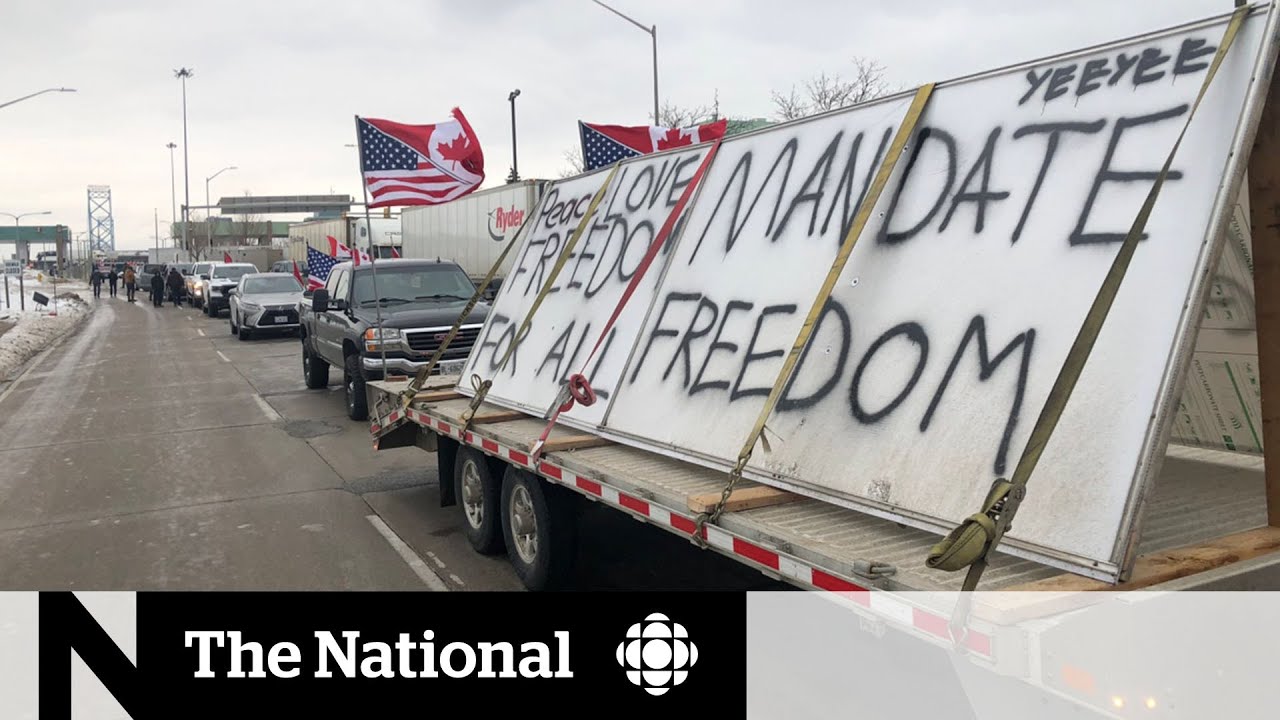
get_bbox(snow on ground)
[0,271,95,381]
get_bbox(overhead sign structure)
[459,5,1280,582]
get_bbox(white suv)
[187,262,218,309]
[202,263,257,317]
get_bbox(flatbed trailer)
[366,377,1280,592]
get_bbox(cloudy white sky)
[0,0,1244,251]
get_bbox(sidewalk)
[0,271,95,381]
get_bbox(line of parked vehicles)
[171,257,492,423]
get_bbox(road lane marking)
[366,515,450,591]
[197,329,206,336]
[216,351,230,363]
[253,394,282,423]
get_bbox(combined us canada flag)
[579,118,727,171]
[356,109,485,207]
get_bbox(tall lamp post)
[1,210,51,311]
[166,142,178,245]
[506,89,521,184]
[205,166,237,253]
[175,68,193,253]
[592,1,658,124]
[0,87,76,111]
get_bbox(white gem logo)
[616,612,698,696]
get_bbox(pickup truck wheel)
[302,341,329,389]
[501,467,578,591]
[344,354,368,421]
[455,448,504,554]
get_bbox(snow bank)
[0,272,95,381]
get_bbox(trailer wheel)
[501,467,577,591]
[455,448,503,555]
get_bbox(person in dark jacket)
[150,269,166,307]
[90,267,103,298]
[166,268,184,306]
[107,267,119,297]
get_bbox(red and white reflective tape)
[377,406,994,660]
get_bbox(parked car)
[270,260,306,276]
[186,262,217,308]
[138,264,166,292]
[298,258,488,420]
[229,273,304,340]
[202,263,257,317]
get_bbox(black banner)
[39,591,746,718]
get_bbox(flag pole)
[353,115,389,387]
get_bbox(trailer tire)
[302,340,329,389]
[455,448,504,555]
[501,467,577,591]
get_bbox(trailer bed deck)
[369,380,1271,591]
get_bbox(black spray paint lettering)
[686,138,799,263]
[1010,120,1107,244]
[878,127,958,244]
[918,316,1035,476]
[476,313,524,376]
[730,304,798,401]
[1071,104,1188,245]
[535,321,618,400]
[691,300,754,395]
[778,299,851,409]
[848,322,929,424]
[1019,35,1213,105]
[939,127,1011,234]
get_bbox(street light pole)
[166,142,177,245]
[0,87,76,111]
[592,0,659,123]
[1,210,51,311]
[507,89,521,183]
[175,68,193,254]
[205,165,237,254]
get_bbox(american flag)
[579,119,728,172]
[307,246,338,290]
[357,110,484,208]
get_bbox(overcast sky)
[0,0,1241,252]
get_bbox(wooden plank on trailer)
[1249,62,1280,527]
[540,434,615,453]
[414,390,465,403]
[1006,526,1280,592]
[687,485,800,514]
[470,410,530,424]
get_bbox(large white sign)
[460,8,1276,580]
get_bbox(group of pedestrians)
[90,264,186,307]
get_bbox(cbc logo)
[616,613,698,696]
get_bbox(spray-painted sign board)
[459,6,1279,581]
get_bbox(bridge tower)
[87,185,115,253]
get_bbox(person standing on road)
[90,267,103,298]
[166,268,184,307]
[123,265,137,302]
[150,268,165,307]
[107,267,119,298]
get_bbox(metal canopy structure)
[215,194,353,215]
[86,185,115,252]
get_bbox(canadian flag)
[223,251,233,263]
[391,247,401,259]
[327,236,372,266]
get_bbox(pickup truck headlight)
[364,327,402,352]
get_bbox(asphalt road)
[0,292,781,591]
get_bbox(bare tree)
[186,211,210,260]
[657,101,715,128]
[772,57,893,121]
[559,146,584,178]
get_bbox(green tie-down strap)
[926,479,1013,572]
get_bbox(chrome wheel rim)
[461,460,484,529]
[509,485,537,564]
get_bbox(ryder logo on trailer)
[487,206,526,242]
[616,613,698,696]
